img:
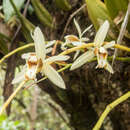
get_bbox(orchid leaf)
[31,0,53,28]
[55,0,71,11]
[3,0,25,21]
[104,0,128,19]
[85,0,112,30]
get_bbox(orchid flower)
[12,27,69,89]
[61,19,92,60]
[45,40,56,54]
[70,20,115,73]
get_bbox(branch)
[60,4,86,39]
[1,42,130,65]
[0,81,26,115]
[93,91,130,130]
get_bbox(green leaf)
[3,0,25,21]
[55,0,72,11]
[9,0,35,42]
[0,33,9,54]
[104,0,128,19]
[0,41,8,54]
[0,115,7,124]
[14,120,20,126]
[85,0,112,30]
[31,0,53,28]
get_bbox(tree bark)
[37,61,130,130]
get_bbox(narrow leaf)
[55,0,71,11]
[104,0,128,19]
[85,0,112,30]
[3,0,25,21]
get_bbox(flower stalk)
[93,91,130,130]
[0,81,26,115]
[0,42,130,65]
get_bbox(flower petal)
[65,35,79,43]
[96,49,108,68]
[73,50,80,60]
[12,68,26,84]
[32,27,46,61]
[70,50,95,70]
[74,18,82,38]
[25,66,37,80]
[81,37,89,42]
[81,24,93,37]
[105,62,114,74]
[43,64,66,89]
[103,41,115,49]
[94,20,109,47]
[21,53,30,60]
[96,56,107,68]
[46,40,56,48]
[45,55,70,63]
[72,41,82,46]
[46,47,53,54]
[61,42,68,50]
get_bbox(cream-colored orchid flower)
[70,20,115,73]
[62,19,92,60]
[12,27,69,89]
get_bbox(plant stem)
[93,91,130,130]
[0,81,26,115]
[0,43,34,64]
[114,44,130,52]
[0,43,130,65]
[59,43,94,55]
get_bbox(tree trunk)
[37,61,130,130]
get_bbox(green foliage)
[9,0,35,42]
[31,0,53,28]
[0,115,25,130]
[2,0,25,21]
[85,0,130,38]
[104,0,128,19]
[85,0,112,30]
[0,1,130,130]
[0,33,10,54]
[55,0,72,11]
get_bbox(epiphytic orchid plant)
[70,20,115,73]
[12,27,69,89]
[62,19,92,59]
[0,17,130,130]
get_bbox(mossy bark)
[37,61,130,130]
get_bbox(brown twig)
[51,40,58,56]
[60,4,86,40]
